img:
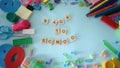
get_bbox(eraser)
[101,15,119,29]
[23,29,35,34]
[13,37,32,46]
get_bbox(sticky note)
[16,5,32,19]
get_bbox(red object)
[101,15,119,29]
[12,20,31,31]
[90,0,103,9]
[20,0,32,6]
[34,0,41,4]
[4,46,25,68]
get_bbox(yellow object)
[42,0,49,4]
[16,5,32,19]
[91,0,108,11]
[89,54,94,59]
[112,57,120,68]
[102,60,115,68]
[100,49,106,56]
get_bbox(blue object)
[0,26,13,40]
[114,16,120,23]
[95,4,120,18]
[0,44,12,68]
[85,59,93,62]
[70,2,78,5]
[0,0,20,12]
[54,0,61,4]
[33,5,41,10]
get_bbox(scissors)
[102,57,120,68]
[102,60,115,68]
[103,40,120,59]
[0,26,13,40]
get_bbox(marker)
[87,0,117,16]
[90,0,103,9]
[95,4,120,17]
[103,40,120,59]
[90,0,108,11]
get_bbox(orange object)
[87,3,116,17]
[93,63,98,68]
[102,60,115,68]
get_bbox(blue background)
[0,1,120,68]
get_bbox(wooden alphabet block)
[47,38,54,45]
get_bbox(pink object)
[20,0,32,6]
[84,65,88,68]
[34,0,41,4]
[90,0,100,5]
[103,53,107,58]
[12,20,31,31]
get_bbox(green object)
[13,37,32,46]
[48,3,54,10]
[63,53,71,59]
[53,62,63,65]
[29,60,46,68]
[103,40,118,55]
[75,58,83,64]
[6,12,19,23]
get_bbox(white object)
[16,5,32,19]
[23,29,35,34]
[62,38,68,45]
[51,19,58,26]
[61,28,67,35]
[70,34,77,42]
